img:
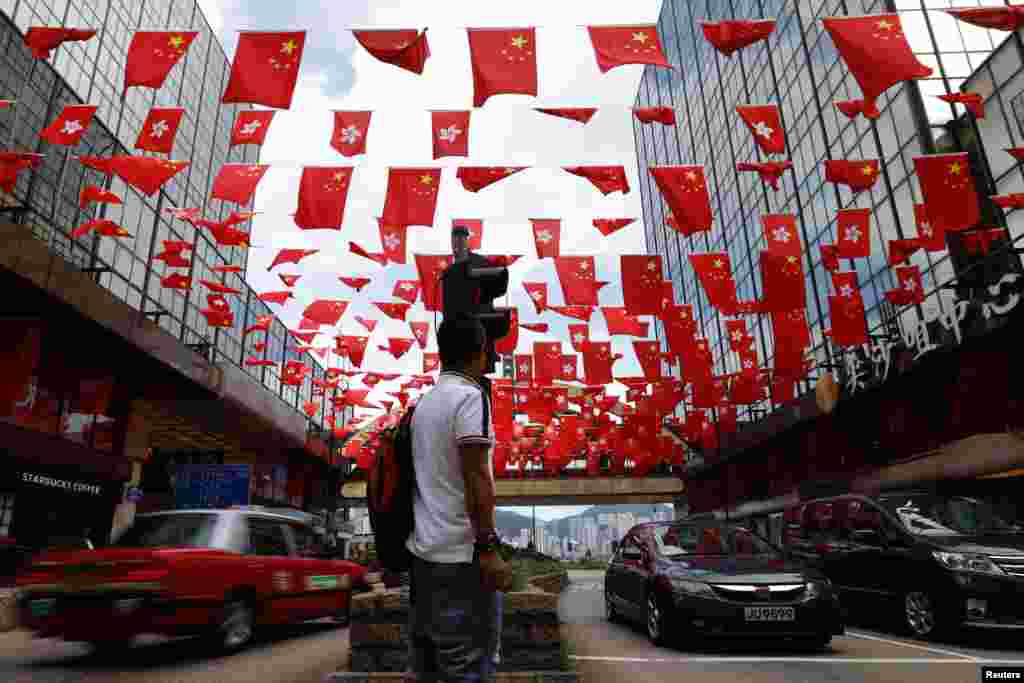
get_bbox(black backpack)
[366,406,416,573]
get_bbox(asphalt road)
[0,620,349,683]
[561,570,1024,683]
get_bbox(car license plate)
[744,606,795,621]
[29,598,56,617]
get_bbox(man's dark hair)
[438,314,487,369]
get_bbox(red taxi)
[15,508,367,652]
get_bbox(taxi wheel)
[604,591,618,623]
[903,591,945,640]
[218,598,255,652]
[646,591,668,646]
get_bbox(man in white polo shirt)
[406,314,513,682]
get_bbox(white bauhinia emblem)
[646,261,658,271]
[772,227,791,243]
[839,284,854,297]
[240,120,263,137]
[535,229,553,243]
[61,119,83,135]
[744,359,753,368]
[150,119,170,138]
[753,121,774,140]
[383,233,401,251]
[731,330,742,341]
[572,333,584,343]
[399,282,415,291]
[530,290,543,300]
[903,277,917,292]
[438,125,462,144]
[919,221,932,237]
[519,363,530,373]
[339,125,362,145]
[844,226,861,243]
[563,363,574,374]
[580,261,590,271]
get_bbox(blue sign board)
[174,465,250,509]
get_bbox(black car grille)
[710,584,806,603]
[990,555,1024,577]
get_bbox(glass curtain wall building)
[634,0,1020,428]
[0,0,343,436]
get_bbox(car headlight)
[804,579,831,599]
[670,579,716,598]
[932,551,1004,576]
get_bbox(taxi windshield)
[878,494,1024,536]
[113,514,218,548]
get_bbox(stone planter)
[0,590,16,632]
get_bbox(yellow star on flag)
[861,164,875,176]
[511,35,528,49]
[948,162,962,175]
[633,32,649,43]
[877,19,894,31]
[169,35,185,49]
[685,170,698,181]
[419,174,434,185]
[333,172,346,182]
[281,39,298,55]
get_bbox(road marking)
[570,655,1013,664]
[845,630,979,661]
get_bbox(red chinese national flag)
[375,302,410,322]
[268,248,317,271]
[467,28,538,107]
[581,342,618,385]
[349,242,388,267]
[154,241,191,268]
[701,20,775,56]
[340,277,371,292]
[211,163,269,205]
[336,336,369,368]
[836,208,872,258]
[456,166,527,192]
[736,160,792,191]
[293,166,352,230]
[331,111,372,157]
[278,273,300,287]
[423,352,440,373]
[602,308,648,337]
[945,6,1024,32]
[258,291,293,305]
[40,105,97,146]
[530,219,561,259]
[592,217,635,236]
[555,257,604,306]
[550,306,593,322]
[689,253,739,310]
[0,152,42,193]
[762,214,801,257]
[495,308,519,356]
[161,273,191,290]
[536,108,597,124]
[633,107,676,125]
[621,255,664,316]
[378,219,409,264]
[124,31,197,92]
[913,152,981,233]
[231,110,276,146]
[913,203,945,252]
[24,27,96,59]
[835,99,867,119]
[633,341,662,381]
[828,295,868,347]
[825,159,880,192]
[414,254,452,312]
[381,338,414,360]
[382,167,441,228]
[562,166,630,195]
[662,305,697,357]
[937,93,985,119]
[393,280,421,304]
[820,244,841,273]
[354,316,376,334]
[534,342,562,385]
[222,31,306,109]
[651,166,714,235]
[586,25,672,73]
[822,14,931,119]
[521,323,548,334]
[431,110,471,159]
[352,29,430,75]
[760,251,806,313]
[522,282,548,314]
[736,105,786,155]
[81,155,189,196]
[134,107,184,154]
[71,219,131,239]
[303,300,348,326]
[772,309,811,356]
[79,185,121,209]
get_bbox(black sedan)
[605,521,845,648]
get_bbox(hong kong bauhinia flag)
[268,248,318,271]
[410,321,429,349]
[913,203,945,252]
[431,111,471,159]
[135,107,185,154]
[466,28,538,107]
[586,25,672,73]
[825,159,880,193]
[736,161,791,191]
[736,105,786,155]
[593,218,635,236]
[822,14,931,119]
[701,20,775,56]
[211,163,270,205]
[762,214,801,257]
[124,31,197,92]
[379,219,409,264]
[382,167,441,228]
[331,111,372,157]
[568,324,590,352]
[522,282,548,314]
[222,31,306,109]
[293,167,352,230]
[531,219,561,258]
[351,29,430,74]
[24,27,96,59]
[913,152,981,233]
[836,208,872,258]
[231,110,276,147]
[40,105,97,146]
[621,255,664,316]
[393,280,421,304]
[651,166,714,235]
[563,166,630,195]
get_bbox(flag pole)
[6,60,38,149]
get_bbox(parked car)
[605,521,844,648]
[781,490,1024,639]
[16,509,367,652]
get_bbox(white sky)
[198,1,664,521]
